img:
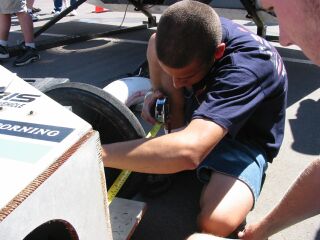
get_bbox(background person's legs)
[70,0,77,6]
[26,0,35,9]
[0,14,11,59]
[0,14,11,43]
[53,0,63,12]
[26,0,39,21]
[14,11,40,66]
[16,11,34,44]
[69,0,78,16]
[30,0,41,13]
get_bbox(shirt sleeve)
[192,66,265,138]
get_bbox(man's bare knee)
[186,233,203,240]
[198,174,252,236]
[197,210,239,237]
[186,233,220,240]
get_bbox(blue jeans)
[197,137,268,205]
[54,0,77,11]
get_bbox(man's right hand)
[141,90,165,125]
[238,222,268,240]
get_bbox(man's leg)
[187,233,225,240]
[198,172,253,237]
[16,11,34,44]
[70,0,77,6]
[29,0,41,13]
[69,0,78,16]
[14,11,39,66]
[195,138,268,237]
[54,0,63,12]
[0,14,11,59]
[26,0,35,9]
[26,0,39,22]
[0,14,11,42]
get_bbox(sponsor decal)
[0,138,52,163]
[0,119,74,142]
[0,92,41,108]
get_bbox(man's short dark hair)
[156,0,222,68]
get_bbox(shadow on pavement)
[315,228,320,240]
[275,47,320,108]
[131,171,202,240]
[289,99,320,156]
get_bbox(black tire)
[44,82,146,199]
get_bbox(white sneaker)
[53,10,62,16]
[29,12,39,22]
[69,10,78,16]
[28,9,39,22]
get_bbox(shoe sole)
[0,54,9,59]
[14,55,40,67]
[0,58,9,64]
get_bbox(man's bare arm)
[102,118,227,174]
[239,159,320,240]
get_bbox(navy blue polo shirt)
[189,18,288,162]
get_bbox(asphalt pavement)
[1,1,319,239]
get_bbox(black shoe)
[13,46,40,66]
[32,7,41,13]
[0,45,9,60]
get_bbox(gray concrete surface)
[1,1,319,239]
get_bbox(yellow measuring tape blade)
[107,170,131,204]
[146,122,162,138]
[107,123,162,204]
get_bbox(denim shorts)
[197,137,268,205]
[0,0,26,14]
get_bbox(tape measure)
[154,97,169,124]
[107,122,162,204]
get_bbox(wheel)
[44,82,146,198]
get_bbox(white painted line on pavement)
[40,33,68,37]
[100,37,148,45]
[37,34,148,45]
